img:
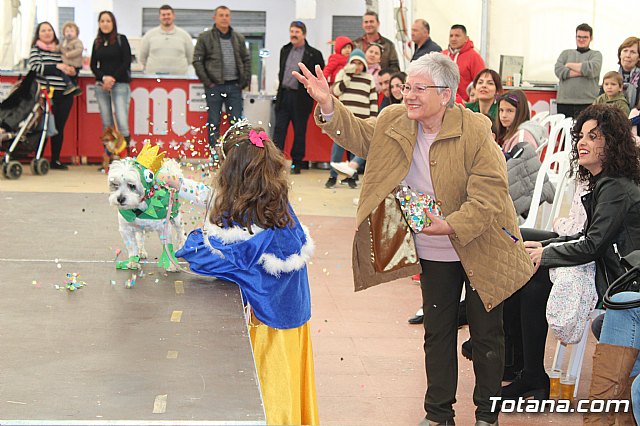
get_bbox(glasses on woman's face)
[400,83,448,96]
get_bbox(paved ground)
[0,164,591,425]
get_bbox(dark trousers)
[273,89,309,164]
[421,259,504,423]
[503,228,558,379]
[204,82,243,147]
[49,90,74,163]
[556,103,590,119]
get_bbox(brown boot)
[616,374,638,425]
[583,344,639,425]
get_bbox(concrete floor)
[0,164,592,425]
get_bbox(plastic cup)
[548,369,562,399]
[560,375,576,401]
[513,73,521,87]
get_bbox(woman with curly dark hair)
[500,104,640,402]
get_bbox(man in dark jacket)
[193,6,251,147]
[353,11,400,73]
[273,21,324,174]
[411,19,442,61]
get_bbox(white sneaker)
[330,161,357,177]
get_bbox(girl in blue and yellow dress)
[170,123,318,425]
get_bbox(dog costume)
[115,144,180,269]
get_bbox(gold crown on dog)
[135,144,165,173]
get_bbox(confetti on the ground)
[125,273,138,289]
[65,273,86,291]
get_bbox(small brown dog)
[101,126,128,172]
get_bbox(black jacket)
[193,26,251,88]
[276,41,324,114]
[540,174,640,299]
[411,38,442,61]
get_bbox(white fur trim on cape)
[258,224,315,277]
[203,221,265,244]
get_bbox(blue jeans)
[600,292,640,376]
[94,82,131,137]
[204,83,243,147]
[632,375,640,423]
[329,142,364,178]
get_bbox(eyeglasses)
[576,35,590,40]
[400,83,448,95]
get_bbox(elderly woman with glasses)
[294,52,533,426]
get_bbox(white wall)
[415,0,638,84]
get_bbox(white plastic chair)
[536,117,573,157]
[539,113,565,135]
[530,110,550,124]
[552,309,604,398]
[521,149,573,230]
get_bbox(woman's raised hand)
[292,63,333,114]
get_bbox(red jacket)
[443,39,485,102]
[323,36,353,84]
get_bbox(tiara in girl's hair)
[217,119,252,161]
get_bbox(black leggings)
[48,90,74,163]
[503,228,558,378]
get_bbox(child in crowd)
[323,36,353,84]
[594,71,631,116]
[35,23,82,97]
[495,90,554,217]
[168,122,318,426]
[466,82,477,102]
[327,49,378,189]
[60,22,84,83]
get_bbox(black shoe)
[341,177,357,189]
[290,164,301,174]
[325,177,337,189]
[51,161,68,170]
[63,84,82,97]
[501,373,550,400]
[461,339,472,360]
[408,314,424,325]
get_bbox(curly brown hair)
[570,104,640,189]
[209,126,293,232]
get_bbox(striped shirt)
[219,35,238,81]
[332,69,378,119]
[28,47,66,90]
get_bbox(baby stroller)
[0,70,52,179]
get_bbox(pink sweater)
[403,124,459,261]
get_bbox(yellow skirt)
[249,312,319,425]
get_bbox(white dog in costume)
[107,144,184,271]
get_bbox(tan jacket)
[314,100,534,312]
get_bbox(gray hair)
[406,52,459,107]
